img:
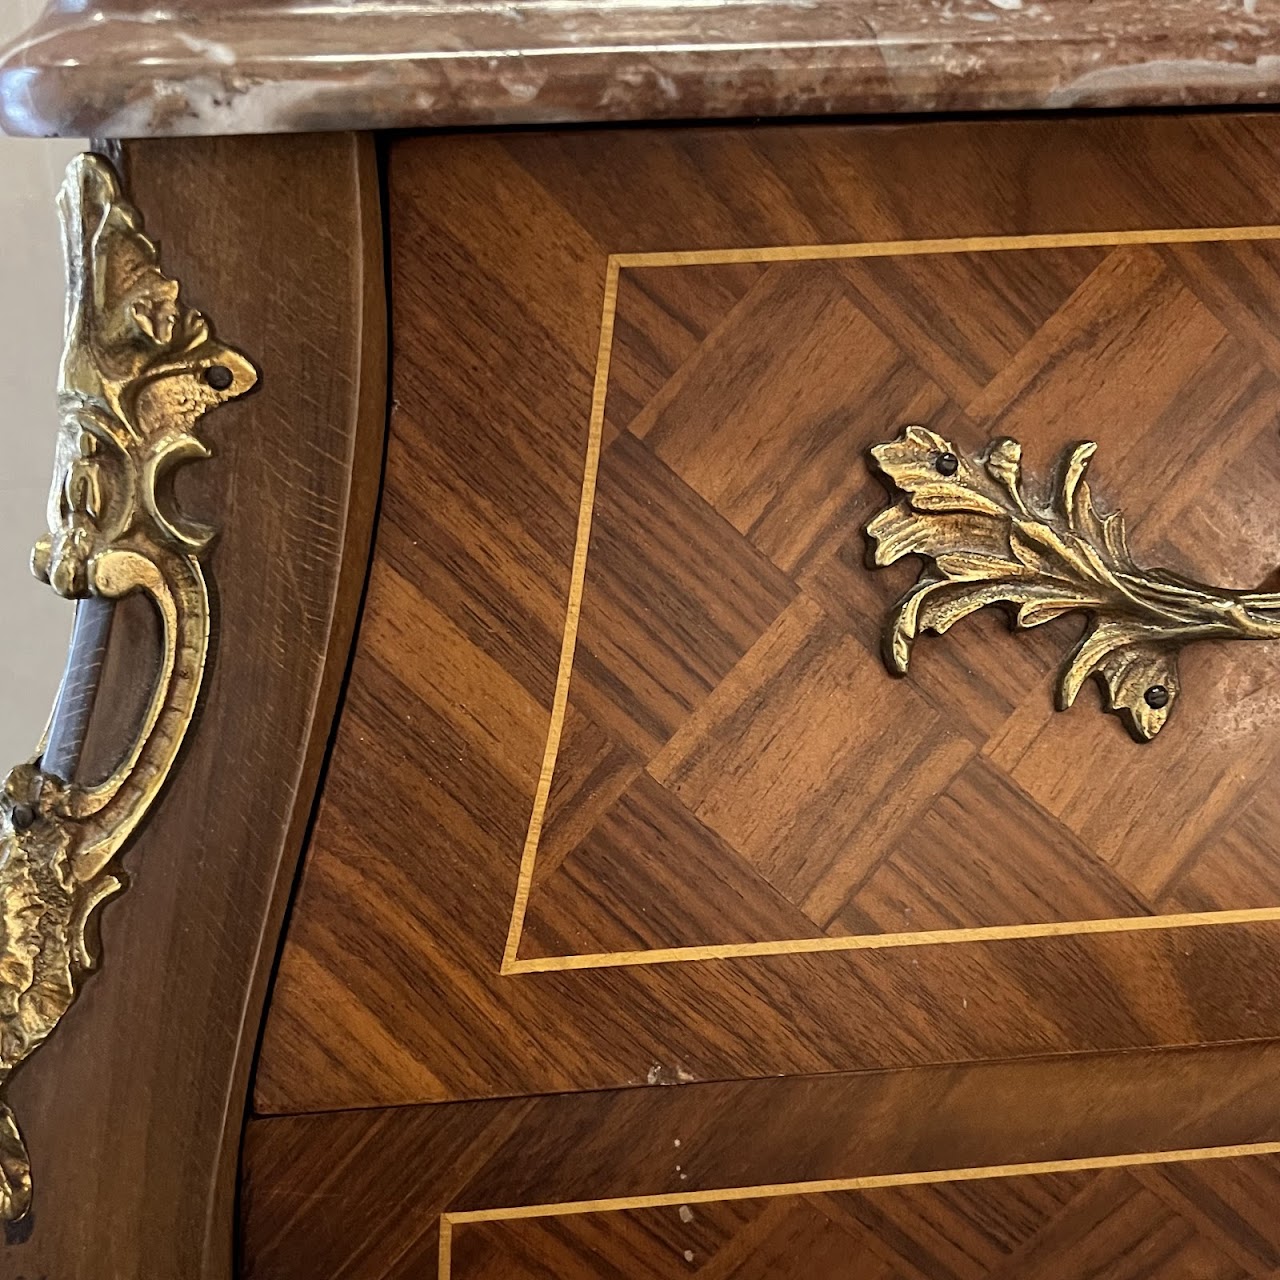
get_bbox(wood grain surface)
[2,134,385,1279]
[256,115,1280,1128]
[441,1161,1280,1280]
[241,1040,1280,1277]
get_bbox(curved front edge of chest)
[0,134,387,1278]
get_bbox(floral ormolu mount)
[865,426,1280,741]
[0,155,256,1222]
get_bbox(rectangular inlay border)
[501,224,1280,977]
[436,1139,1280,1278]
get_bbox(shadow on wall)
[0,2,86,761]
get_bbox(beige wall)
[0,2,84,760]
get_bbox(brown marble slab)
[3,0,1280,139]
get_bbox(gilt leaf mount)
[865,426,1280,741]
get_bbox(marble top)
[3,1,1279,139]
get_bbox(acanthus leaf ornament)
[0,154,257,1222]
[865,425,1280,741]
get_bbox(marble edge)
[3,2,1280,139]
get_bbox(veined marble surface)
[1,0,1279,138]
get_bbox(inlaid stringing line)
[503,225,1280,975]
[437,1140,1280,1278]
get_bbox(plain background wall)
[0,1,85,761]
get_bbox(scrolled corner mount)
[864,424,1280,742]
[0,153,257,1223]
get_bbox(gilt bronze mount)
[866,425,1280,741]
[0,154,256,1221]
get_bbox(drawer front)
[245,114,1280,1277]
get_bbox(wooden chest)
[5,7,1280,1278]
